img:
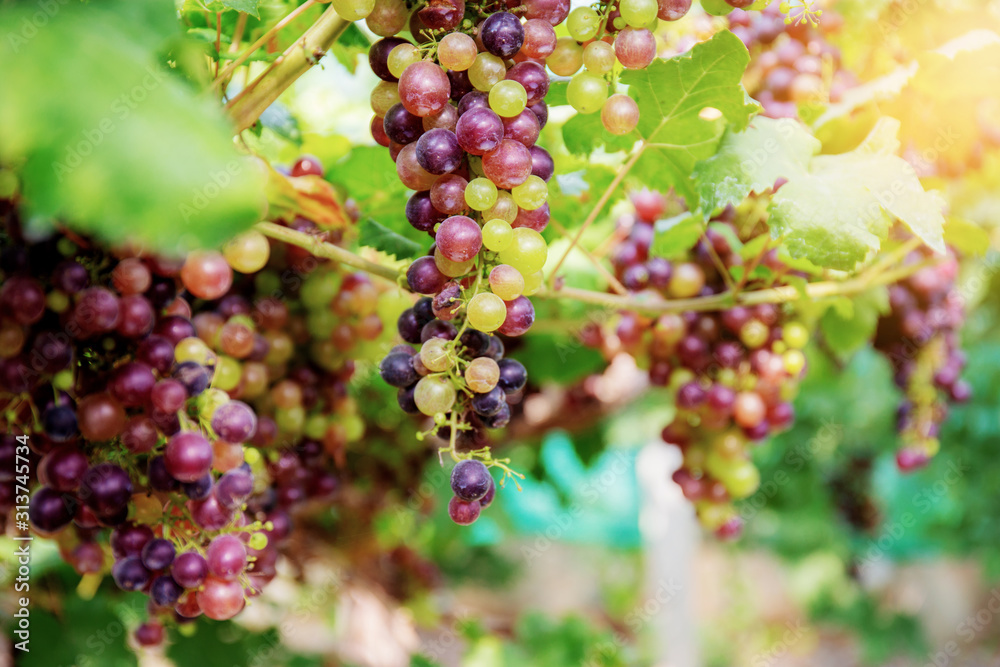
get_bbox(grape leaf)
[620,30,760,204]
[692,115,820,217]
[331,22,372,73]
[820,286,890,356]
[650,212,703,259]
[358,218,424,260]
[768,118,947,271]
[943,217,991,257]
[546,80,569,107]
[220,0,261,18]
[562,109,639,156]
[0,0,266,253]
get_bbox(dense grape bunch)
[586,191,809,538]
[872,246,969,471]
[0,163,373,644]
[728,4,855,120]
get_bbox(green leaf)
[331,23,372,73]
[513,334,607,384]
[562,105,639,156]
[358,218,424,260]
[650,212,703,259]
[693,115,820,216]
[768,118,947,271]
[820,286,890,356]
[220,0,261,18]
[620,30,760,204]
[546,80,569,107]
[944,217,991,257]
[0,0,266,253]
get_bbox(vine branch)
[256,220,936,317]
[227,6,349,133]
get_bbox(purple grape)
[415,128,463,175]
[74,287,120,333]
[111,523,154,559]
[369,37,411,82]
[137,335,175,374]
[498,296,534,336]
[211,400,258,443]
[173,361,211,396]
[53,260,90,292]
[677,382,707,409]
[42,405,78,442]
[383,102,425,145]
[528,101,548,128]
[150,575,183,606]
[496,358,526,393]
[109,362,156,407]
[480,12,524,58]
[451,459,492,501]
[172,551,209,588]
[397,385,420,414]
[529,145,554,181]
[458,91,490,116]
[141,538,177,571]
[188,493,233,530]
[420,319,458,342]
[164,431,213,483]
[117,295,155,338]
[397,308,424,344]
[153,315,195,345]
[80,463,133,517]
[28,486,75,533]
[481,401,511,429]
[408,190,447,232]
[206,534,247,580]
[216,468,253,509]
[39,446,88,492]
[380,352,420,387]
[479,477,496,509]
[471,385,506,417]
[505,61,549,105]
[448,496,481,525]
[112,557,151,592]
[148,455,180,492]
[182,473,214,500]
[406,256,448,295]
[456,107,504,156]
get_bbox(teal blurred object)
[500,431,642,549]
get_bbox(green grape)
[489,80,528,118]
[465,357,500,393]
[370,80,400,116]
[307,310,336,338]
[434,247,476,278]
[305,414,328,439]
[214,355,242,391]
[483,190,518,223]
[482,218,514,252]
[718,460,760,499]
[465,177,498,211]
[498,227,547,274]
[783,322,809,349]
[275,405,305,433]
[783,349,806,376]
[583,41,616,74]
[223,230,270,274]
[619,0,658,26]
[420,337,453,372]
[388,44,421,79]
[175,337,214,365]
[467,292,507,332]
[343,413,365,441]
[414,375,457,416]
[511,175,548,210]
[522,270,543,296]
[489,264,525,301]
[332,0,376,20]
[548,37,583,77]
[567,71,608,114]
[740,320,769,349]
[248,532,268,551]
[469,52,506,91]
[195,388,229,421]
[567,6,601,41]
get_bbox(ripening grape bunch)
[0,175,376,644]
[873,246,969,472]
[728,3,855,119]
[585,190,808,537]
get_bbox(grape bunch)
[588,191,809,537]
[873,247,969,471]
[728,3,854,120]
[380,294,528,525]
[0,172,375,644]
